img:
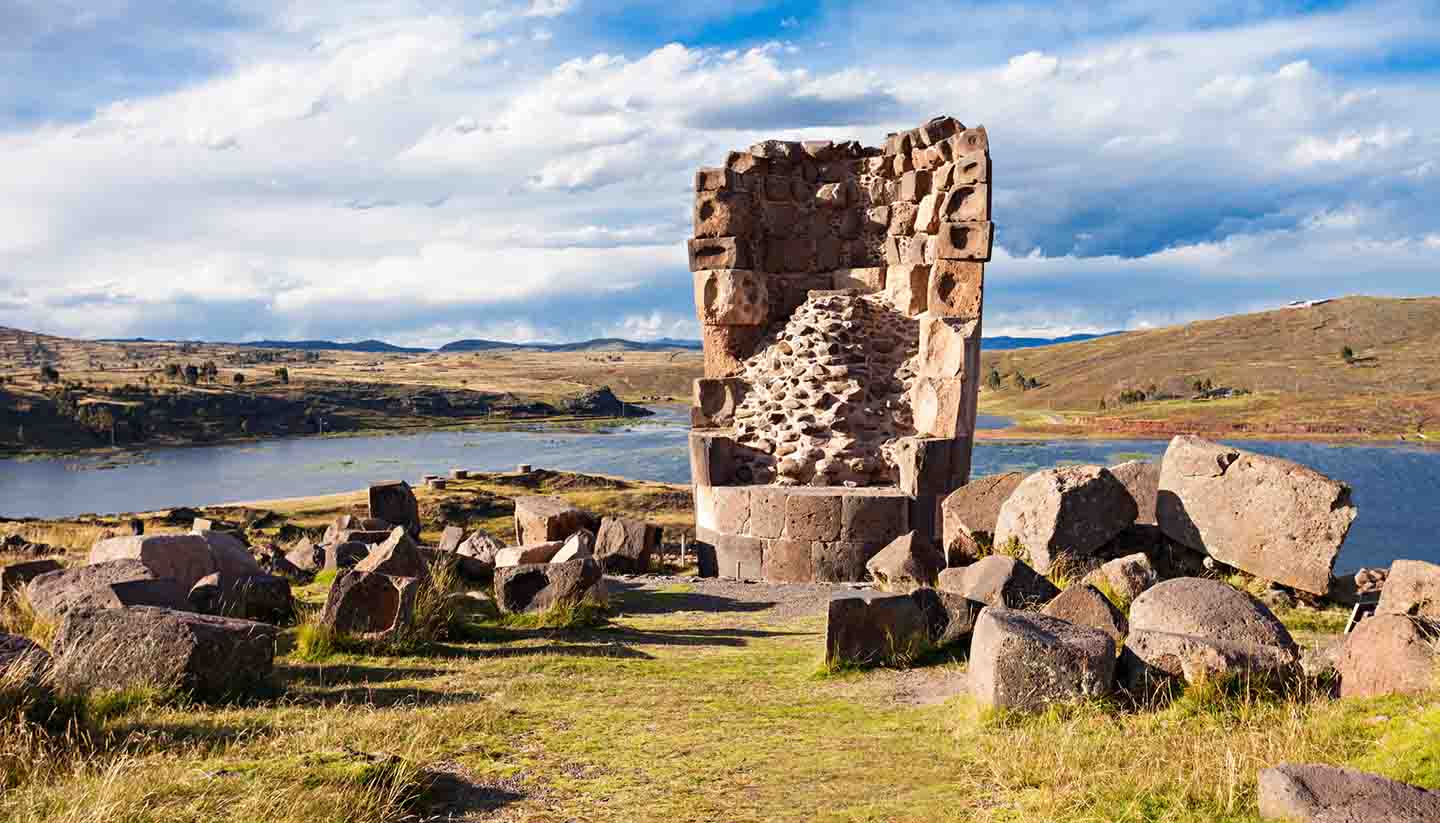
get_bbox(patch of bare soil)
[613,575,870,623]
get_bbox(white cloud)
[525,0,578,18]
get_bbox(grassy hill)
[979,295,1440,439]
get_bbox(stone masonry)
[689,116,993,583]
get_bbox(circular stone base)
[693,485,916,582]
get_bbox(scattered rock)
[458,531,504,571]
[88,534,218,593]
[325,541,370,571]
[940,472,1024,565]
[1083,553,1158,603]
[354,527,429,578]
[1156,436,1357,596]
[551,529,596,563]
[1258,763,1440,822]
[493,558,603,614]
[369,481,421,538]
[992,465,1137,574]
[495,542,564,568]
[909,587,984,647]
[825,591,929,668]
[594,517,660,574]
[188,573,294,624]
[321,571,419,639]
[1336,614,1438,699]
[969,607,1117,712]
[1108,460,1160,526]
[26,560,186,619]
[52,606,276,697]
[865,532,945,591]
[1376,560,1440,620]
[436,526,466,554]
[193,530,264,579]
[1042,584,1129,648]
[513,496,596,546]
[936,555,1059,609]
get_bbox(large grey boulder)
[551,529,596,563]
[594,517,660,574]
[25,560,188,619]
[513,496,595,546]
[458,531,504,570]
[1377,560,1440,620]
[188,573,294,624]
[89,534,217,593]
[321,571,418,639]
[940,472,1025,565]
[494,559,602,615]
[865,532,944,591]
[1108,461,1160,526]
[1083,552,1158,604]
[193,530,263,579]
[909,588,984,648]
[970,607,1116,712]
[1336,614,1438,699]
[1258,763,1440,822]
[354,527,429,578]
[1123,577,1300,690]
[495,542,565,568]
[368,481,420,537]
[825,591,928,668]
[936,555,1059,609]
[1156,436,1356,596]
[51,606,276,697]
[992,466,1137,574]
[1042,584,1128,648]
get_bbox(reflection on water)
[1,406,1435,571]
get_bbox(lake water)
[1,406,1435,572]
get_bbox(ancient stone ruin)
[688,115,992,583]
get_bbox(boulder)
[493,558,603,614]
[1042,584,1129,648]
[594,517,660,574]
[1258,763,1440,822]
[322,515,356,546]
[436,526,466,554]
[1083,553,1158,603]
[992,466,1137,574]
[282,538,323,575]
[936,555,1059,609]
[51,606,276,697]
[1376,560,1440,620]
[188,573,294,624]
[940,472,1024,565]
[25,560,187,619]
[325,541,370,571]
[495,542,564,568]
[354,527,429,578]
[88,534,217,593]
[865,532,945,591]
[458,531,504,570]
[1123,578,1300,690]
[1108,460,1160,526]
[552,529,596,563]
[321,571,418,639]
[193,530,264,579]
[1156,436,1356,596]
[1336,614,1438,699]
[2,558,62,599]
[368,481,420,537]
[970,607,1117,712]
[909,587,984,647]
[513,496,595,546]
[825,592,929,667]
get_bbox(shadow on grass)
[606,580,777,615]
[280,663,452,689]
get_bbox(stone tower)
[687,115,991,582]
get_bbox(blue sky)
[1,0,1437,345]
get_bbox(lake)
[1,406,1435,572]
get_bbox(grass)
[1,591,59,648]
[0,577,1436,822]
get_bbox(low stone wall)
[694,484,913,582]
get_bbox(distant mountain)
[437,337,703,353]
[235,339,428,354]
[982,333,1118,350]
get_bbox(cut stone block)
[812,541,879,583]
[693,378,747,428]
[701,323,764,378]
[825,592,928,668]
[910,587,984,647]
[898,170,931,202]
[494,559,602,615]
[784,491,843,541]
[949,151,990,185]
[688,431,735,487]
[970,607,1116,712]
[726,151,767,175]
[594,517,660,574]
[939,183,989,222]
[935,221,993,261]
[495,542,564,568]
[695,167,736,191]
[749,487,788,539]
[832,267,886,293]
[355,527,429,578]
[89,534,217,595]
[437,526,466,554]
[928,260,985,321]
[369,480,421,538]
[913,376,967,438]
[763,538,813,583]
[323,571,418,639]
[711,486,752,534]
[550,529,595,563]
[866,532,945,591]
[839,491,910,542]
[715,533,764,580]
[895,436,971,497]
[694,269,768,326]
[885,264,929,316]
[513,496,595,546]
[688,237,751,271]
[1108,460,1160,526]
[915,192,943,234]
[1041,584,1128,648]
[1084,553,1158,603]
[694,189,754,238]
[1157,436,1356,595]
[1336,613,1438,699]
